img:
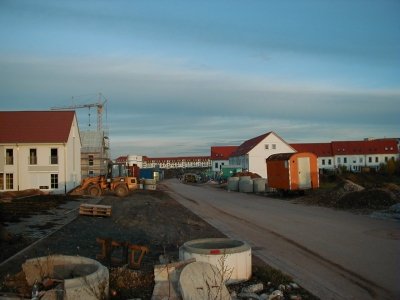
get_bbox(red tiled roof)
[144,156,210,162]
[0,111,76,143]
[210,146,238,160]
[115,155,128,163]
[331,139,398,155]
[291,139,399,157]
[290,143,332,157]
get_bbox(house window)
[368,157,372,163]
[88,170,94,177]
[215,162,218,169]
[344,157,347,164]
[6,173,13,189]
[51,174,58,189]
[328,159,332,165]
[375,157,379,163]
[89,155,94,166]
[0,173,3,190]
[30,149,37,165]
[321,159,325,165]
[51,148,58,164]
[6,149,13,165]
[265,144,269,150]
[359,157,363,163]
[272,144,276,150]
[337,157,341,164]
[385,157,388,162]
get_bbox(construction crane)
[51,93,108,132]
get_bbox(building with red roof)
[115,154,211,169]
[0,111,81,193]
[229,131,295,178]
[210,146,238,175]
[291,138,399,172]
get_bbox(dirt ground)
[0,185,315,299]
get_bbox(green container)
[220,165,242,180]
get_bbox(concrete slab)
[179,261,231,300]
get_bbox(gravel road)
[164,179,400,300]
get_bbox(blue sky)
[0,0,399,157]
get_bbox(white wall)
[248,133,295,178]
[0,116,81,193]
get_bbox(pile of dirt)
[336,189,398,210]
[297,175,400,210]
[0,189,47,200]
[233,171,262,179]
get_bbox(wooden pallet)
[79,204,112,217]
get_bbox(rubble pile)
[232,282,303,300]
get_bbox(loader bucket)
[68,185,85,196]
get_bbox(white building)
[0,111,81,194]
[229,131,295,178]
[115,155,211,169]
[210,146,238,173]
[291,139,399,172]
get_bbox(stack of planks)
[79,203,112,217]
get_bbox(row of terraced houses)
[0,111,399,193]
[122,132,399,179]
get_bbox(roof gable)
[231,132,272,157]
[0,111,76,144]
[210,146,238,160]
[231,131,292,157]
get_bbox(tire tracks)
[166,183,394,300]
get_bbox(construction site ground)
[0,186,315,299]
[0,172,398,299]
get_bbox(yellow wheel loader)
[69,162,138,197]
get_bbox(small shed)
[266,152,319,191]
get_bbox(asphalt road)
[163,179,400,300]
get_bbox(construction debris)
[79,203,112,217]
[96,237,149,268]
[152,258,195,300]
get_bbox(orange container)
[266,152,319,191]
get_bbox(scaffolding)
[51,93,110,178]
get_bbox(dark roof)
[0,111,76,143]
[231,131,273,157]
[266,152,317,161]
[266,153,295,161]
[210,146,238,160]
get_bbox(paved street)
[163,179,400,300]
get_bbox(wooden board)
[79,203,112,217]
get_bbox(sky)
[0,0,399,158]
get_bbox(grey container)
[239,176,251,181]
[227,177,239,191]
[239,179,253,193]
[253,178,266,193]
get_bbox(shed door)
[298,157,311,189]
